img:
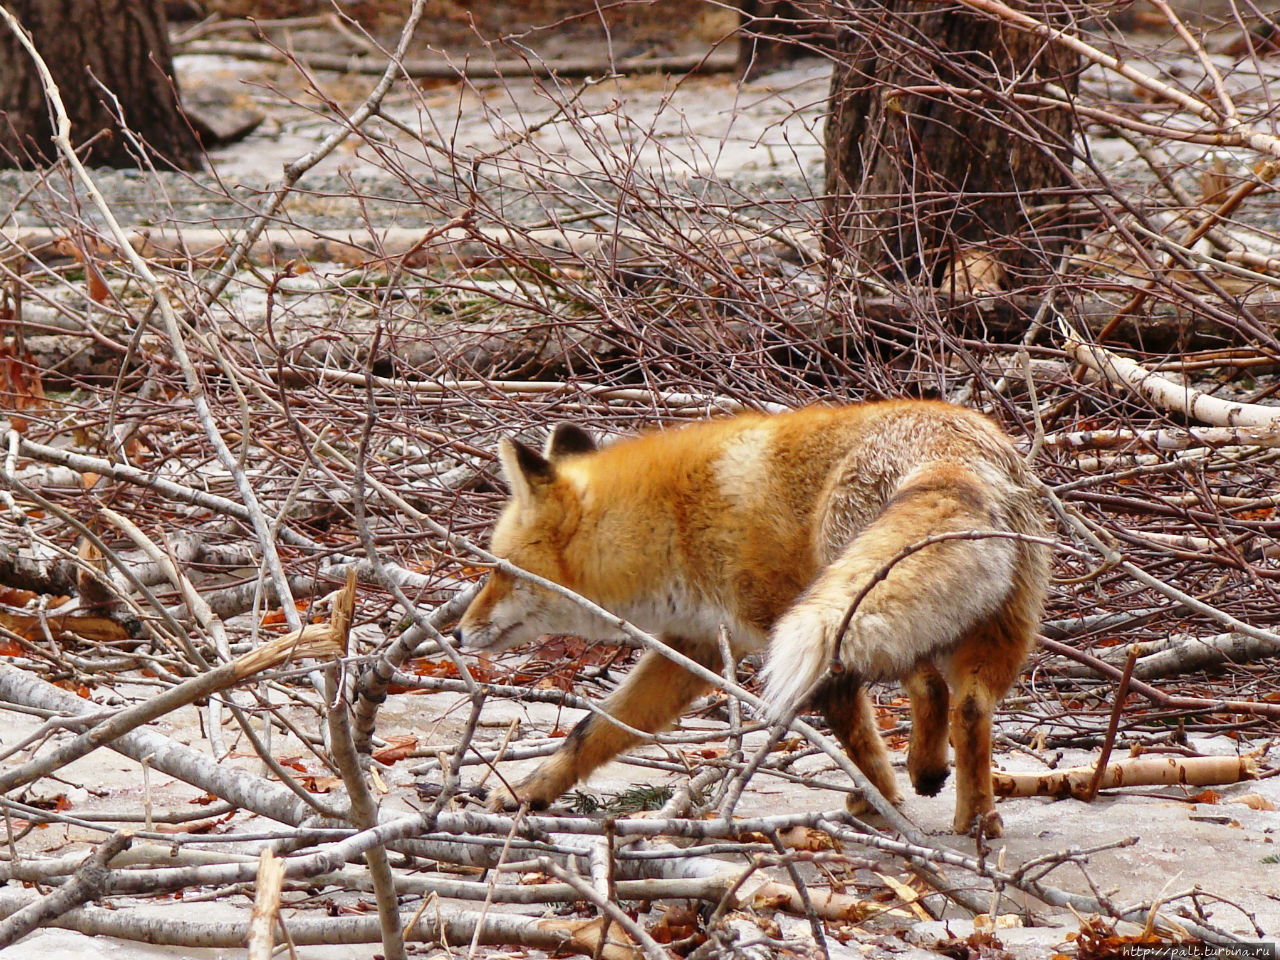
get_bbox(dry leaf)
[1228,793,1275,811]
[372,734,420,765]
[649,905,699,945]
[777,825,838,852]
[302,775,344,793]
[0,339,48,433]
[941,245,1006,295]
[874,872,931,921]
[974,913,1024,931]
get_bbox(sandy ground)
[3,680,1277,959]
[195,50,830,189]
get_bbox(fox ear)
[544,423,596,462]
[498,436,555,503]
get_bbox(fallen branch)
[994,755,1257,800]
[0,892,628,953]
[312,561,405,960]
[538,858,659,960]
[1043,631,1280,681]
[246,850,286,960]
[1080,646,1141,804]
[1039,635,1280,719]
[13,436,463,603]
[178,39,741,79]
[599,832,907,924]
[0,832,132,949]
[1066,338,1280,428]
[0,542,77,595]
[0,0,307,638]
[1042,485,1280,655]
[1041,424,1280,452]
[0,576,350,797]
[0,608,135,644]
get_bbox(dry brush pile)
[0,0,1279,956]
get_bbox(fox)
[454,401,1050,836]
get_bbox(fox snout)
[453,603,501,652]
[452,611,509,652]
[451,618,507,650]
[454,572,537,652]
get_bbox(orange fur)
[456,402,1050,835]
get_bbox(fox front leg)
[487,646,711,811]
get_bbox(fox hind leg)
[811,672,902,815]
[946,608,1036,837]
[488,644,711,811]
[903,661,950,797]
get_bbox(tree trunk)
[822,0,1078,290]
[0,0,201,169]
[737,1,835,78]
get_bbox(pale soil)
[4,684,1278,959]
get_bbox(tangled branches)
[1,0,1278,954]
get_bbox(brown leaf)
[681,747,725,761]
[649,905,699,945]
[53,680,92,698]
[0,340,48,433]
[155,819,219,835]
[410,658,460,678]
[941,245,1007,295]
[371,734,419,765]
[86,260,110,303]
[778,825,838,852]
[301,775,344,794]
[27,793,70,811]
[1229,793,1275,811]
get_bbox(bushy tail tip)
[758,607,833,723]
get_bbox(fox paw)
[909,765,950,798]
[486,781,557,813]
[955,808,1003,838]
[845,786,903,817]
[486,785,518,812]
[487,784,533,812]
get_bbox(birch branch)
[245,850,286,960]
[0,578,349,798]
[0,831,132,949]
[0,4,304,636]
[1066,339,1280,428]
[0,892,620,953]
[1043,631,1280,680]
[1041,424,1280,452]
[177,39,740,79]
[1042,483,1280,653]
[994,756,1257,800]
[323,570,405,960]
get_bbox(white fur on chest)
[619,582,769,655]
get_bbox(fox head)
[454,423,610,653]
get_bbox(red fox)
[455,402,1049,835]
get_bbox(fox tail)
[759,462,1026,719]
